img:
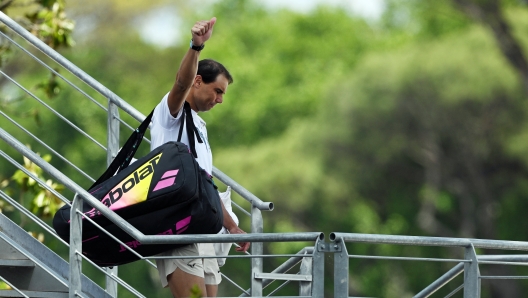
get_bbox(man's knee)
[167,268,206,298]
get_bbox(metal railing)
[330,232,528,297]
[0,11,322,298]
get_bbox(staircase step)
[0,289,67,297]
[0,213,112,298]
[0,259,34,268]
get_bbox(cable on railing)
[0,110,95,182]
[231,200,251,217]
[347,254,469,263]
[0,12,145,123]
[218,273,251,296]
[0,30,108,112]
[0,189,69,246]
[0,149,71,205]
[444,284,463,298]
[0,70,107,150]
[266,277,293,297]
[0,275,29,298]
[74,248,146,298]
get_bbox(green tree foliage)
[3,0,528,296]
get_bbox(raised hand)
[191,17,216,46]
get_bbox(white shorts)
[156,243,221,287]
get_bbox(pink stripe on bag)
[161,169,179,179]
[153,170,179,191]
[153,177,176,191]
[176,216,191,232]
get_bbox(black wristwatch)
[190,39,204,51]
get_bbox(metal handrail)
[0,125,319,245]
[330,232,528,251]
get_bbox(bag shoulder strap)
[90,109,154,189]
[177,101,203,159]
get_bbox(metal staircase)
[0,212,111,298]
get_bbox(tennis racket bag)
[52,107,223,267]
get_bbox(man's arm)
[167,17,216,116]
[221,201,251,252]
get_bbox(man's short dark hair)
[197,59,233,84]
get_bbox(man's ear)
[194,75,203,88]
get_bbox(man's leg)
[202,243,221,297]
[167,268,207,298]
[205,284,218,297]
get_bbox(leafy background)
[1,0,528,297]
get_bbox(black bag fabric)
[52,106,223,267]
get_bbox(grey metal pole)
[311,236,325,298]
[251,206,263,296]
[464,244,480,298]
[105,101,120,297]
[299,251,313,296]
[334,237,349,298]
[69,194,82,298]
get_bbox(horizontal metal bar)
[480,276,528,279]
[478,260,528,266]
[348,254,469,263]
[331,232,528,251]
[0,259,34,267]
[240,247,314,297]
[151,253,313,260]
[255,272,312,281]
[212,166,273,211]
[479,255,528,262]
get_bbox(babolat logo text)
[101,153,162,209]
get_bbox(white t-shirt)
[150,92,213,174]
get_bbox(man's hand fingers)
[192,19,215,36]
[235,242,250,252]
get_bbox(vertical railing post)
[299,251,313,296]
[251,206,263,297]
[312,236,325,298]
[334,237,349,298]
[464,244,480,298]
[105,100,120,297]
[69,194,83,298]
